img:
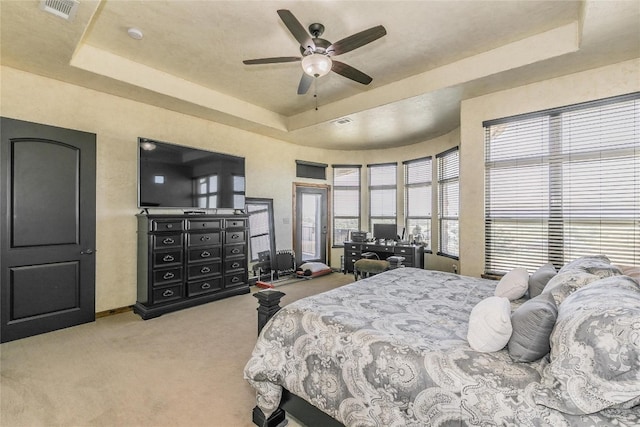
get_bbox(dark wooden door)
[1,117,96,343]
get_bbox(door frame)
[292,182,331,267]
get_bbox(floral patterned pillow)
[533,276,640,415]
[541,270,599,305]
[558,255,622,278]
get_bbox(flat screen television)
[138,138,245,210]
[373,223,398,241]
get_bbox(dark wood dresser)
[134,214,249,319]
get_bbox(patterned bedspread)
[244,268,639,426]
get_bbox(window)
[484,93,640,273]
[332,165,361,245]
[368,163,397,231]
[196,174,218,208]
[437,148,459,258]
[296,160,327,179]
[404,157,432,249]
[233,175,245,210]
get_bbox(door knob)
[81,249,94,255]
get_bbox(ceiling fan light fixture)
[301,54,332,78]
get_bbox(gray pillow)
[528,263,557,298]
[508,292,557,362]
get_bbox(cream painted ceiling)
[1,0,639,150]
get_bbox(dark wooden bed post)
[254,290,285,335]
[252,290,287,427]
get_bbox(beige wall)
[459,58,640,277]
[0,66,458,312]
[3,57,636,311]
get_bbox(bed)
[244,259,640,426]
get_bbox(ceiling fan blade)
[331,60,373,85]
[277,9,316,52]
[328,25,387,56]
[297,73,314,95]
[243,57,301,65]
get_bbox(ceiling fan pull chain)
[314,78,319,111]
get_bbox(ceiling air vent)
[39,0,79,21]
[331,117,353,126]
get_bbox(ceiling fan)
[243,10,387,95]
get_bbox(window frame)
[483,92,640,273]
[331,165,361,246]
[404,156,432,251]
[437,147,460,259]
[368,162,398,232]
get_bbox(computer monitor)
[373,223,398,241]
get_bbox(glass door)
[294,184,328,266]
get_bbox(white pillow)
[467,296,513,352]
[495,267,529,300]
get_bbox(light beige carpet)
[0,273,354,427]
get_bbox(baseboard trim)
[96,306,133,318]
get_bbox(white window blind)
[484,93,640,274]
[404,157,432,249]
[437,148,459,258]
[332,165,361,245]
[368,163,397,230]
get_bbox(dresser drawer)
[150,220,183,232]
[187,219,222,230]
[188,246,221,263]
[225,219,246,228]
[153,234,182,249]
[153,250,182,267]
[345,243,361,250]
[225,258,246,272]
[394,247,414,256]
[346,249,360,258]
[152,284,183,304]
[225,272,246,288]
[363,244,393,253]
[187,232,221,247]
[225,244,245,258]
[187,262,221,279]
[152,267,182,286]
[187,277,222,297]
[225,230,246,244]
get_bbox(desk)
[343,241,424,273]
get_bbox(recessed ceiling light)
[127,27,143,40]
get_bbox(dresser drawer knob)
[162,289,174,297]
[163,255,175,262]
[166,224,173,229]
[231,234,239,239]
[200,251,211,258]
[201,266,211,273]
[231,248,240,254]
[200,235,210,242]
[163,272,175,280]
[231,262,240,269]
[231,276,240,283]
[162,238,175,245]
[201,282,211,290]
